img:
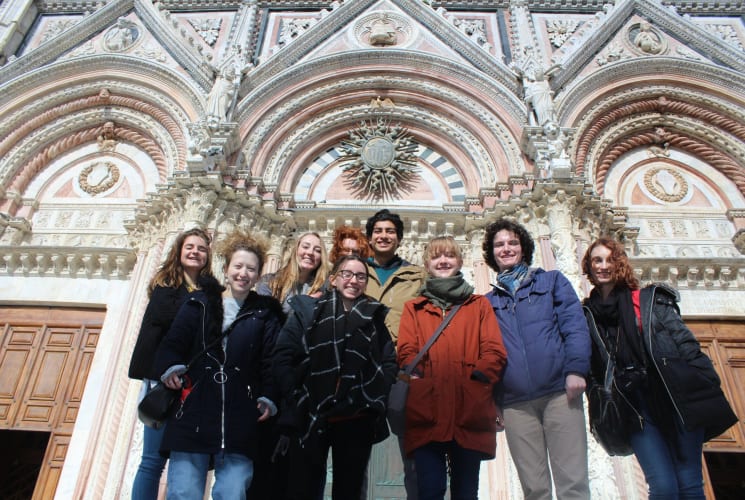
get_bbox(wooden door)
[0,306,103,500]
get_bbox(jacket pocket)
[406,378,436,428]
[458,379,497,432]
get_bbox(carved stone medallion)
[644,167,688,203]
[79,162,120,195]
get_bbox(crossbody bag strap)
[184,322,236,371]
[403,303,462,376]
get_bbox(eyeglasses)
[337,269,368,282]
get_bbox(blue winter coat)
[155,276,284,458]
[485,268,591,406]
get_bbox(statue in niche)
[97,121,118,151]
[206,64,239,124]
[514,48,560,127]
[368,14,398,46]
[104,18,139,52]
[524,68,557,127]
[634,22,663,54]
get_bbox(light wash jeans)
[166,451,253,500]
[131,423,167,500]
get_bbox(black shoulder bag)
[587,318,635,456]
[138,325,234,429]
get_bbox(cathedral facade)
[0,1,743,498]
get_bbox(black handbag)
[586,314,635,456]
[137,324,235,429]
[138,381,180,429]
[587,356,634,456]
[387,304,461,436]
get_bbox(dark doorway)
[0,430,49,500]
[705,452,745,499]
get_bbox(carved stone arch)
[1,120,170,214]
[254,103,510,208]
[236,54,526,188]
[592,127,745,198]
[572,94,745,178]
[558,58,745,129]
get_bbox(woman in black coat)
[156,230,283,500]
[582,237,737,499]
[128,227,212,500]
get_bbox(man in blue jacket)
[483,219,591,500]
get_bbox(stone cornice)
[0,0,134,84]
[630,257,745,290]
[0,246,137,279]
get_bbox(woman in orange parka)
[397,236,507,500]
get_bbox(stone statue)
[368,14,397,46]
[97,121,118,151]
[524,68,557,127]
[634,22,663,54]
[206,65,238,124]
[104,18,138,52]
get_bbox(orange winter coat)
[397,294,507,458]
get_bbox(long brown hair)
[148,228,213,295]
[581,237,639,290]
[269,232,330,303]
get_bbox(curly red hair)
[581,237,639,290]
[329,226,371,263]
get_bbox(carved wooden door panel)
[0,306,102,500]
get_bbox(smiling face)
[369,220,400,261]
[225,249,261,302]
[333,259,368,308]
[296,234,323,277]
[589,244,616,292]
[180,235,210,281]
[426,250,461,278]
[492,229,524,272]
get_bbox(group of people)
[127,211,736,500]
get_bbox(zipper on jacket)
[645,287,685,426]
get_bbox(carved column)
[545,190,582,293]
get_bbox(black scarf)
[298,289,389,443]
[587,287,646,374]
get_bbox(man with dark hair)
[364,209,426,500]
[364,209,426,344]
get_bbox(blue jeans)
[413,441,482,500]
[630,402,705,500]
[131,423,167,500]
[166,451,253,500]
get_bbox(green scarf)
[421,272,474,310]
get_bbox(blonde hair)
[424,235,463,267]
[268,232,330,303]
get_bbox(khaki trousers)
[504,392,590,500]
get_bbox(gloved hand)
[271,435,291,463]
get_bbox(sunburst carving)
[340,118,419,201]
